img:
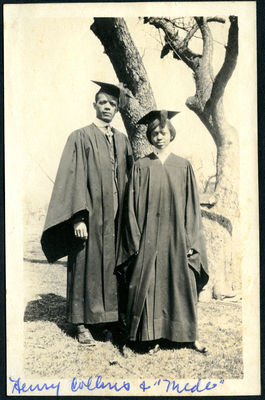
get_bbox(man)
[41,81,134,344]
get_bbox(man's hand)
[74,221,88,240]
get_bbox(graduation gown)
[118,152,209,342]
[41,124,134,324]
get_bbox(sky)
[5,6,239,209]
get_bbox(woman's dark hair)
[146,119,176,144]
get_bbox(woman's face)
[150,124,171,150]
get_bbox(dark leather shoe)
[78,329,96,345]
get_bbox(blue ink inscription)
[71,376,130,392]
[163,378,218,393]
[9,376,223,395]
[139,380,151,392]
[9,377,60,396]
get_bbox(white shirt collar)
[94,117,112,129]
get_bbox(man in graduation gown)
[41,81,134,344]
[117,110,209,352]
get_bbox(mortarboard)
[137,110,180,126]
[92,80,134,110]
[92,80,121,99]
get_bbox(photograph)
[5,2,259,396]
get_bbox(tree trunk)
[191,17,240,297]
[91,18,156,159]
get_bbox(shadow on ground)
[24,294,128,351]
[24,294,208,357]
[24,293,76,338]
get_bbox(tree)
[91,18,156,159]
[91,17,240,299]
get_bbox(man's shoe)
[78,329,96,345]
[103,329,113,343]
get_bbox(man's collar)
[94,117,112,129]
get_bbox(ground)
[23,215,243,380]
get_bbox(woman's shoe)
[191,340,208,353]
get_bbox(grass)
[23,218,243,380]
[23,262,243,380]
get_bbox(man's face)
[93,92,118,123]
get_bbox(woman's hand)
[74,221,88,240]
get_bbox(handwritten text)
[9,377,60,396]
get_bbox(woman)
[118,110,209,353]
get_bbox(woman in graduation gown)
[118,110,209,352]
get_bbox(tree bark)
[91,18,156,158]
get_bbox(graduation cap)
[92,80,134,109]
[137,110,180,126]
[92,80,121,99]
[138,110,180,143]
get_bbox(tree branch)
[211,16,238,103]
[206,17,226,24]
[181,16,226,48]
[169,16,225,34]
[183,22,199,46]
[195,17,213,61]
[144,17,201,71]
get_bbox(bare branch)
[172,17,226,49]
[183,18,226,48]
[206,17,226,24]
[170,18,194,33]
[172,16,225,32]
[144,17,174,34]
[195,17,213,61]
[144,17,201,71]
[211,16,238,103]
[194,159,203,172]
[183,22,199,46]
[204,174,217,193]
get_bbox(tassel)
[160,110,168,127]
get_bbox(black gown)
[41,124,134,324]
[117,152,209,341]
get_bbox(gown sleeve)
[41,130,89,263]
[185,162,209,290]
[125,135,134,174]
[116,164,141,266]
